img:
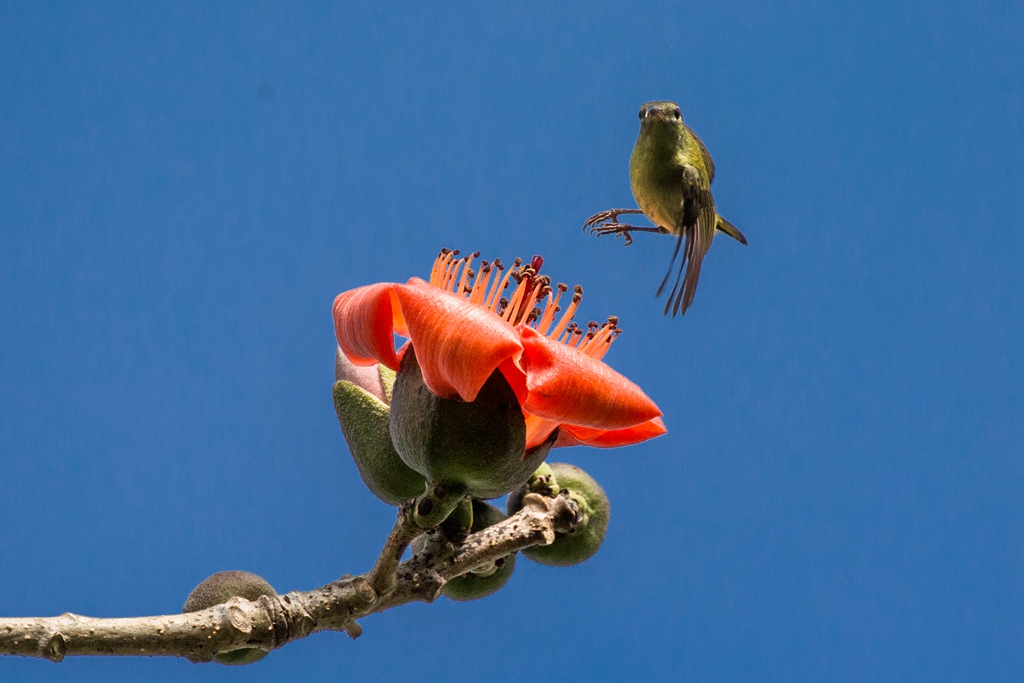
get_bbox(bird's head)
[638,101,684,129]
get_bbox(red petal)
[518,326,662,430]
[524,414,560,450]
[393,279,523,401]
[554,417,667,448]
[333,283,402,370]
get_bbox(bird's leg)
[584,209,667,247]
[582,208,646,232]
[589,223,667,246]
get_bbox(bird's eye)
[673,109,681,120]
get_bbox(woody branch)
[0,493,578,663]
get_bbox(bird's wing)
[686,125,716,183]
[673,190,716,316]
[661,165,717,316]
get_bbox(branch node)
[256,592,315,650]
[350,577,377,605]
[226,603,252,634]
[41,632,66,663]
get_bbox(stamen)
[468,261,492,304]
[559,321,579,344]
[430,249,452,287]
[580,319,615,356]
[427,251,624,362]
[456,252,479,295]
[537,283,567,336]
[592,329,620,361]
[462,268,477,295]
[517,275,549,326]
[576,321,599,349]
[569,327,584,347]
[502,266,534,323]
[487,258,517,312]
[440,250,461,290]
[549,285,583,340]
[447,256,469,292]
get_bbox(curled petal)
[524,414,561,451]
[335,346,387,404]
[518,326,662,430]
[333,283,403,370]
[555,417,667,448]
[393,278,523,402]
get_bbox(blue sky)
[1,2,1022,681]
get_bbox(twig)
[0,493,578,663]
[365,501,420,596]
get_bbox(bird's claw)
[582,208,644,232]
[592,226,634,245]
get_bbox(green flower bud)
[333,350,427,505]
[507,463,610,567]
[389,346,554,502]
[182,571,276,666]
[442,500,517,602]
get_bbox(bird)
[583,100,747,316]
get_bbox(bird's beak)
[642,106,665,121]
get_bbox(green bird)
[584,100,747,316]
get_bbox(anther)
[487,260,514,311]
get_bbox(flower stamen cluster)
[428,248,620,361]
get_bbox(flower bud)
[333,351,426,505]
[507,463,609,567]
[182,571,276,666]
[334,346,390,403]
[389,346,554,502]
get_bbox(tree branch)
[0,493,577,663]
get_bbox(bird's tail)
[656,230,684,300]
[657,227,705,317]
[715,215,748,245]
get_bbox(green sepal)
[412,482,468,529]
[333,380,427,506]
[379,364,396,402]
[389,346,554,499]
[182,571,276,666]
[507,463,610,567]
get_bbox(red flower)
[333,250,665,450]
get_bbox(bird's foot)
[590,223,655,246]
[582,208,645,233]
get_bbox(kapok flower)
[333,249,665,450]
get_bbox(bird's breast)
[630,149,685,233]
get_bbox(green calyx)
[182,571,277,666]
[389,346,554,501]
[411,482,469,529]
[507,462,610,567]
[441,500,517,602]
[333,372,427,506]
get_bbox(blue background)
[2,2,1022,681]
